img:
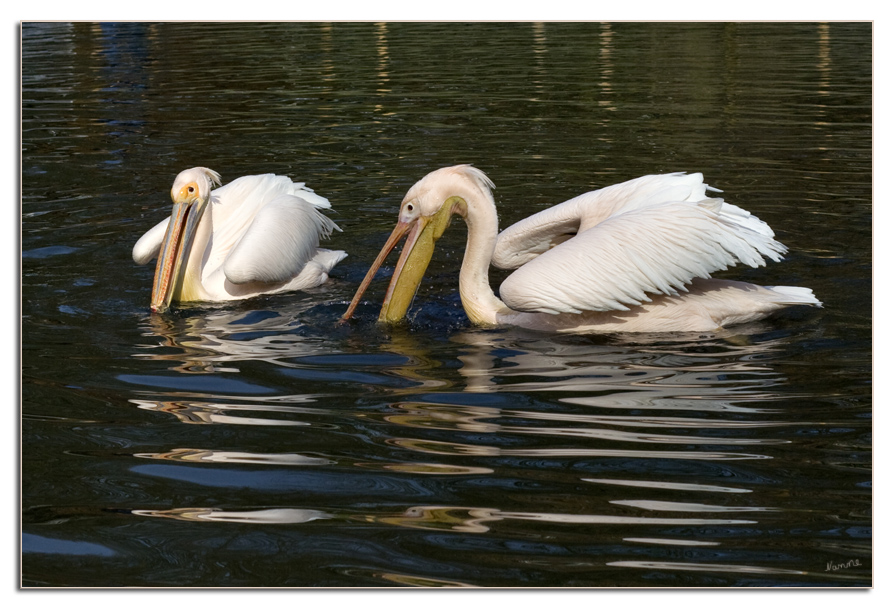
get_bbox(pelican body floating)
[133,167,346,313]
[341,165,820,333]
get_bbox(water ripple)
[608,560,806,576]
[132,507,331,524]
[583,478,751,494]
[388,438,772,461]
[134,448,334,466]
[624,537,721,547]
[368,506,756,533]
[609,500,777,513]
[130,399,321,426]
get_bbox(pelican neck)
[455,186,509,325]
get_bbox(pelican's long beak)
[150,196,207,313]
[340,200,457,324]
[378,214,439,323]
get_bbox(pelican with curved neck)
[341,165,820,334]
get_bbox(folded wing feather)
[492,172,718,270]
[223,194,340,285]
[498,198,787,315]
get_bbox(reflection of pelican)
[449,327,791,399]
[133,506,331,524]
[342,166,820,333]
[133,167,346,312]
[136,303,332,371]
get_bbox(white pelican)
[133,167,346,312]
[341,165,820,333]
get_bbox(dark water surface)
[21,22,871,587]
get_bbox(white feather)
[496,175,788,315]
[493,173,719,269]
[132,217,169,264]
[223,194,339,284]
[133,169,344,304]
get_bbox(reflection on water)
[134,448,333,466]
[130,400,323,426]
[373,505,756,532]
[22,22,870,587]
[30,299,870,586]
[102,313,869,586]
[133,507,332,525]
[133,302,333,372]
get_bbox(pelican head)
[150,167,221,312]
[342,165,495,323]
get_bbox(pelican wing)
[213,173,331,214]
[222,194,340,285]
[203,174,334,281]
[493,173,733,270]
[132,217,170,264]
[498,199,787,315]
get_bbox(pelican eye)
[188,186,196,194]
[406,203,414,212]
